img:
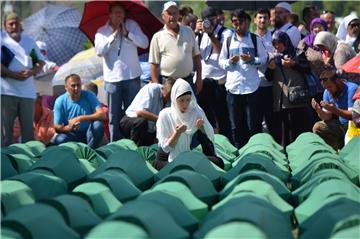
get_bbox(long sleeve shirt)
[95,19,149,82]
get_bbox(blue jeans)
[54,121,104,148]
[227,90,262,149]
[105,77,141,142]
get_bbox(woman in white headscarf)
[153,78,223,170]
[314,31,356,70]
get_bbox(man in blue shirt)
[53,74,106,148]
[311,69,358,150]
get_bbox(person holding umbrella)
[95,1,149,142]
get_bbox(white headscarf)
[156,78,214,162]
[336,13,358,40]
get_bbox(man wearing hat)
[1,12,45,146]
[149,1,202,94]
[197,6,231,140]
[274,2,301,47]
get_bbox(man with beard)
[149,1,202,94]
[311,69,358,150]
[1,12,45,146]
[273,2,301,47]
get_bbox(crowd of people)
[1,2,360,169]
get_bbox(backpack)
[226,31,258,58]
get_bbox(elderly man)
[95,2,149,142]
[1,12,45,146]
[53,74,106,148]
[149,1,202,94]
[120,78,175,146]
[273,2,301,47]
[311,69,358,150]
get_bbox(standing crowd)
[2,2,360,169]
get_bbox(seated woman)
[153,79,224,170]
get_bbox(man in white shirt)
[197,6,231,140]
[149,1,202,95]
[120,78,175,146]
[95,2,149,142]
[274,2,301,47]
[254,9,275,136]
[219,9,267,148]
[1,12,45,146]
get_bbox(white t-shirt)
[1,32,43,99]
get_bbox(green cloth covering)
[73,182,122,219]
[1,180,35,216]
[137,191,199,233]
[2,203,80,239]
[154,169,218,206]
[213,180,293,219]
[220,170,291,203]
[60,142,105,169]
[144,181,208,221]
[155,151,223,190]
[1,153,18,179]
[5,143,36,158]
[340,136,360,172]
[136,144,158,163]
[292,169,353,206]
[85,221,148,239]
[330,215,360,239]
[286,132,335,158]
[204,222,266,239]
[89,168,142,202]
[24,141,46,156]
[288,144,337,171]
[214,134,238,163]
[224,153,289,184]
[193,195,293,239]
[111,139,138,150]
[44,194,102,236]
[7,154,35,173]
[1,226,23,239]
[238,144,288,166]
[244,133,284,152]
[299,198,360,239]
[32,147,87,189]
[291,157,359,189]
[295,179,360,224]
[78,158,96,174]
[89,150,154,190]
[10,169,67,200]
[192,144,232,171]
[108,200,189,239]
[95,143,124,159]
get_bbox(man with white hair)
[274,2,301,47]
[1,12,45,146]
[149,1,202,94]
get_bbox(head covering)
[170,79,202,135]
[336,12,358,40]
[304,18,328,49]
[275,2,292,13]
[314,31,339,55]
[4,12,18,22]
[163,1,177,12]
[201,7,217,19]
[36,41,47,52]
[344,15,359,30]
[272,30,296,58]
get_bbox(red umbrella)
[79,0,163,55]
[342,54,360,74]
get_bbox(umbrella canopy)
[206,0,295,11]
[79,0,163,55]
[342,54,360,74]
[52,47,103,87]
[23,4,86,65]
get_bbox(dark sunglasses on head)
[322,10,335,15]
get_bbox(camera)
[273,53,283,66]
[203,19,212,31]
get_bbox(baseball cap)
[163,1,177,12]
[275,2,292,13]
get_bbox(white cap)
[163,1,177,12]
[36,41,47,52]
[275,2,292,13]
